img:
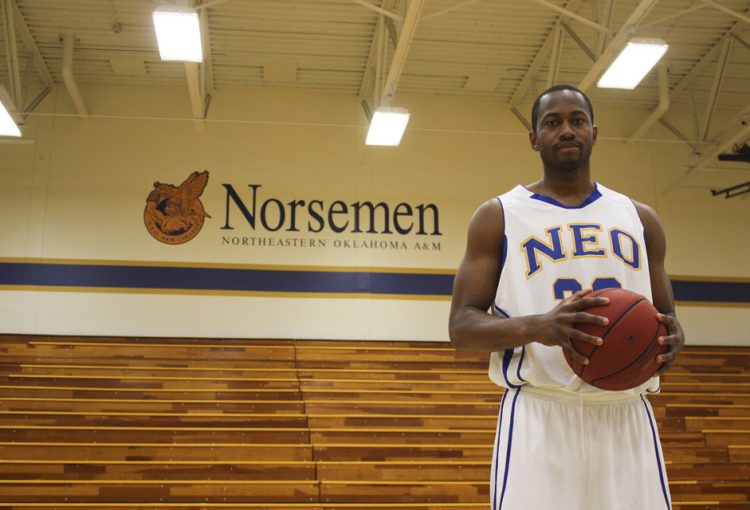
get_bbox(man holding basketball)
[449,84,685,510]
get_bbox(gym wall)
[0,84,747,344]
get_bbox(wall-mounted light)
[152,5,203,62]
[597,38,668,89]
[365,107,410,146]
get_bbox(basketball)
[564,288,668,391]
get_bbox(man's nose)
[559,121,575,139]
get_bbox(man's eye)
[546,120,558,127]
[574,118,585,125]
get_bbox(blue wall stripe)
[0,262,747,302]
[0,262,453,297]
[670,279,749,304]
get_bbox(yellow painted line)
[701,429,750,433]
[2,285,452,301]
[676,301,750,308]
[672,274,750,283]
[679,348,750,355]
[730,445,750,448]
[0,257,458,275]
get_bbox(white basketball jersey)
[488,183,660,396]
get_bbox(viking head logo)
[144,170,211,244]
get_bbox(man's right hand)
[526,289,609,365]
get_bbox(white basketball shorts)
[490,385,671,510]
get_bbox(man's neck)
[526,168,595,207]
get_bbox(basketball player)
[448,84,685,510]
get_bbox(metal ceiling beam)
[546,25,564,88]
[560,22,595,61]
[185,62,203,120]
[420,0,484,22]
[699,36,732,141]
[359,0,397,115]
[578,0,658,92]
[9,0,52,88]
[61,33,88,118]
[664,111,750,194]
[381,0,426,106]
[198,1,214,117]
[701,0,750,25]
[710,105,750,144]
[629,9,749,141]
[529,0,611,33]
[594,0,616,57]
[508,0,585,108]
[627,62,669,142]
[1,0,22,108]
[351,0,401,21]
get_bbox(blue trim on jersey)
[641,395,671,509]
[492,390,509,510]
[516,345,527,383]
[501,198,508,272]
[529,183,602,209]
[502,349,522,389]
[499,387,521,509]
[493,304,510,318]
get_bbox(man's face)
[529,90,597,172]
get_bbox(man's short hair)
[530,84,594,133]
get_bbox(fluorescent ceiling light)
[152,5,203,62]
[366,107,410,146]
[0,101,21,137]
[597,38,668,90]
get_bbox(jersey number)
[553,277,621,300]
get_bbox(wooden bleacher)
[0,335,748,509]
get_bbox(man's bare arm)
[634,201,685,374]
[448,199,608,364]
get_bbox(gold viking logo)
[144,171,211,245]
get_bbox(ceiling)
[1,0,749,192]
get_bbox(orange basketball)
[564,287,668,391]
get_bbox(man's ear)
[529,130,539,151]
[592,125,598,145]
